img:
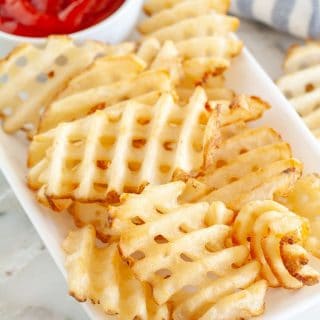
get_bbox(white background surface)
[0,16,318,320]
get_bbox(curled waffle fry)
[62,225,169,319]
[0,36,129,135]
[39,69,172,132]
[278,174,320,259]
[144,0,230,16]
[233,200,319,288]
[28,88,210,204]
[108,182,266,319]
[277,41,320,141]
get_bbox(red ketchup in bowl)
[0,0,126,37]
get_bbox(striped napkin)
[230,0,320,39]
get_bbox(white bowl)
[0,0,144,57]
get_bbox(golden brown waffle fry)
[201,143,292,190]
[277,41,320,140]
[205,126,281,169]
[172,262,266,320]
[180,96,302,209]
[0,36,130,135]
[140,0,232,34]
[108,182,266,319]
[28,88,210,203]
[139,0,242,105]
[59,55,146,98]
[233,200,319,288]
[148,13,239,44]
[119,210,242,294]
[203,96,271,169]
[144,0,230,16]
[110,181,192,238]
[149,41,183,83]
[30,92,162,166]
[62,225,169,319]
[279,174,320,259]
[39,70,172,132]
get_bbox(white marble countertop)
[0,17,318,320]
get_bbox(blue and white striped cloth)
[230,0,320,39]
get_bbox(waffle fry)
[144,0,230,16]
[0,36,129,135]
[39,70,172,132]
[139,0,242,106]
[233,200,319,288]
[180,96,302,209]
[62,225,169,319]
[172,261,266,320]
[149,40,233,92]
[207,96,270,131]
[149,41,183,83]
[148,14,239,44]
[70,182,233,242]
[69,202,111,242]
[277,41,320,140]
[28,88,210,204]
[137,38,161,66]
[109,182,266,319]
[175,35,243,60]
[284,41,320,73]
[279,174,320,259]
[177,76,235,103]
[116,183,238,272]
[140,0,232,34]
[30,92,162,165]
[192,280,267,320]
[59,55,146,98]
[177,86,234,103]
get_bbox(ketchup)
[0,0,126,37]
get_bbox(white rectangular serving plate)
[1,47,320,320]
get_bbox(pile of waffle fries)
[1,1,320,319]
